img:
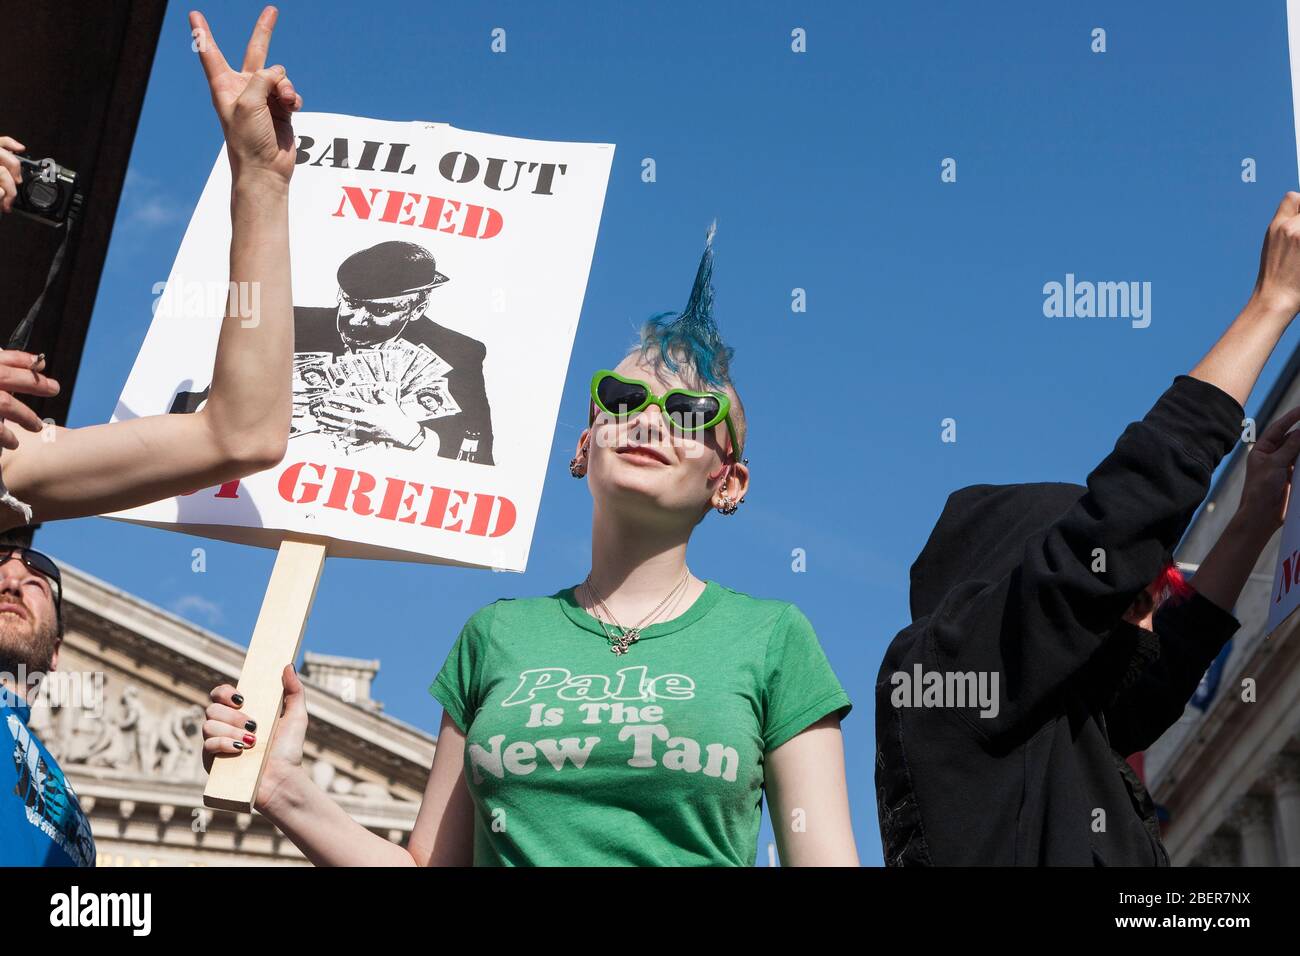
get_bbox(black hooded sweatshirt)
[875,375,1244,865]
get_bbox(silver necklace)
[581,568,691,655]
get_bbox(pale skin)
[0,6,301,531]
[202,353,858,865]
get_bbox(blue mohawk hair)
[638,220,735,388]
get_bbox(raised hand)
[1240,405,1300,532]
[1173,405,1300,617]
[1251,193,1300,318]
[1190,195,1300,408]
[189,6,302,184]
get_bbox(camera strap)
[6,196,81,352]
[0,195,82,526]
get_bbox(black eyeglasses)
[0,546,62,609]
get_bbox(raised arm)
[926,194,1300,739]
[1103,405,1300,754]
[0,6,300,530]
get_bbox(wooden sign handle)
[203,535,329,813]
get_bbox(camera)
[14,156,80,227]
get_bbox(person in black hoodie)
[875,193,1300,866]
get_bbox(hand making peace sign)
[189,6,302,185]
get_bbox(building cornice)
[56,561,437,787]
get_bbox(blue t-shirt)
[2,693,95,867]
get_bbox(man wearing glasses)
[292,240,496,464]
[0,542,95,866]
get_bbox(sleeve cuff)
[1142,376,1244,474]
[763,692,852,753]
[428,679,469,734]
[1159,589,1242,660]
[1186,588,1242,641]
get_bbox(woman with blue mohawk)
[201,223,859,867]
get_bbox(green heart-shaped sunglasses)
[588,369,742,460]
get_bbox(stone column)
[1267,754,1300,867]
[1192,830,1241,867]
[1229,795,1277,866]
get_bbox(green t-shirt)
[429,579,852,866]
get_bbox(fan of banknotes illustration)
[291,338,460,452]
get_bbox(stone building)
[28,561,435,866]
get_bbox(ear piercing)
[715,459,747,515]
[569,438,589,478]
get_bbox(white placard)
[1269,5,1300,633]
[1290,1,1300,180]
[106,113,614,572]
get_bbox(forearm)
[1102,475,1273,751]
[1190,509,1275,613]
[1189,296,1293,409]
[260,765,418,867]
[0,174,294,527]
[1,416,281,526]
[202,172,293,464]
[1105,591,1243,754]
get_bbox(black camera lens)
[23,180,59,211]
[12,156,78,227]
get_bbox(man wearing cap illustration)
[293,240,495,464]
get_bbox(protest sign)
[110,112,614,574]
[106,113,614,809]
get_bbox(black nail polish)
[233,741,245,750]
[245,720,257,732]
[232,693,244,706]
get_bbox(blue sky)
[34,0,1300,865]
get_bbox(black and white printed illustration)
[290,240,495,465]
[164,240,496,463]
